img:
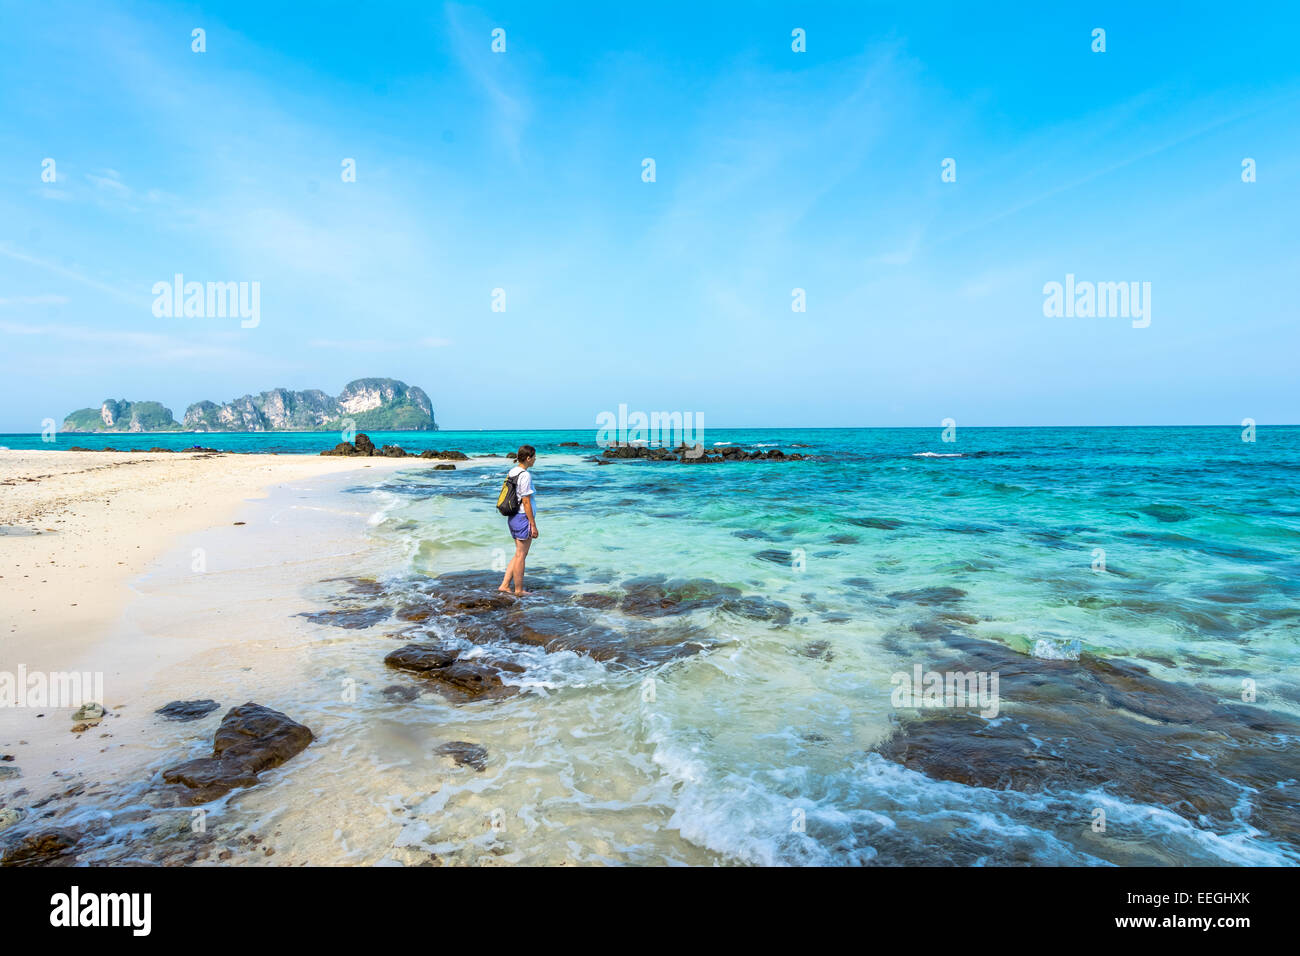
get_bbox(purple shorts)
[508,510,532,540]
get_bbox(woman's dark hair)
[516,444,537,462]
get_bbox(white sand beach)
[0,450,501,801]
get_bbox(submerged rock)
[0,828,80,867]
[876,627,1300,846]
[845,516,904,530]
[156,700,220,721]
[384,645,519,700]
[299,606,392,629]
[382,684,422,702]
[618,575,741,618]
[383,645,460,673]
[418,449,469,460]
[161,703,314,804]
[435,741,488,771]
[600,444,806,464]
[887,586,967,606]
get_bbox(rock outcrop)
[319,434,467,459]
[63,378,437,433]
[61,400,183,433]
[600,444,806,464]
[160,703,314,804]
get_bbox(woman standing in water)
[499,445,539,595]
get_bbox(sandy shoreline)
[0,450,511,796]
[1,450,468,676]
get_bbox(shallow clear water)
[337,425,1300,865]
[5,426,1299,866]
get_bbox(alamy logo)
[50,887,151,936]
[891,663,1000,718]
[151,274,260,328]
[1,666,103,708]
[596,404,704,453]
[1042,274,1151,328]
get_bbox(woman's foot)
[514,589,531,596]
[497,586,512,593]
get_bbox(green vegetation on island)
[61,378,437,433]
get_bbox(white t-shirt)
[509,466,534,500]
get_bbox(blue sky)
[1,0,1297,430]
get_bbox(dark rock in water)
[394,604,432,622]
[718,595,793,625]
[156,700,220,722]
[382,684,422,702]
[845,516,903,530]
[449,591,515,614]
[328,576,385,596]
[427,660,519,700]
[877,627,1300,846]
[299,606,391,629]
[1085,656,1221,724]
[619,575,741,618]
[888,586,967,605]
[1,828,80,867]
[842,577,874,591]
[558,441,582,447]
[600,444,804,464]
[354,433,376,456]
[434,463,456,470]
[754,549,794,565]
[801,640,834,661]
[321,441,357,456]
[161,703,314,804]
[321,568,761,675]
[601,444,673,461]
[418,449,469,460]
[435,741,488,771]
[384,644,460,673]
[379,444,408,457]
[505,607,591,648]
[1137,503,1193,523]
[384,645,518,700]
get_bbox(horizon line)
[1,422,1296,437]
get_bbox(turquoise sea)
[6,425,1299,865]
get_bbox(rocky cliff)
[62,378,437,433]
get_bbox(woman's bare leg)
[500,538,530,592]
[512,538,532,594]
